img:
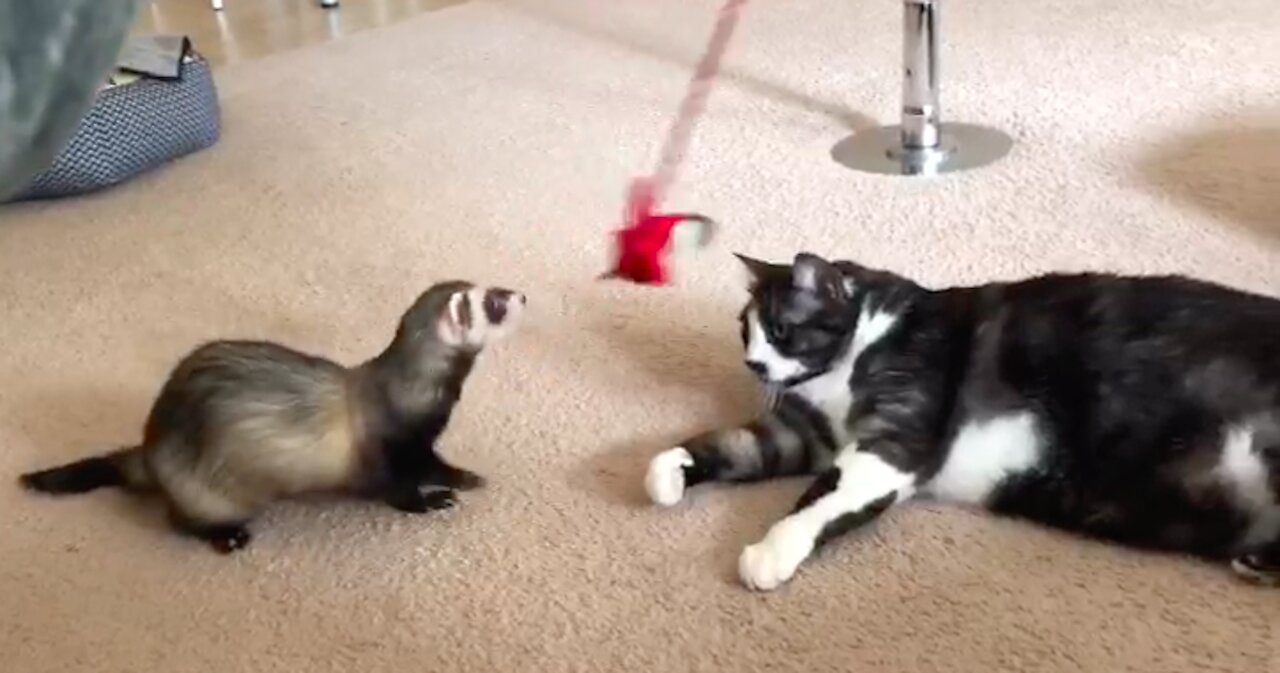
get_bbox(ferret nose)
[745,360,768,378]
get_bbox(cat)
[21,281,526,553]
[645,252,1280,591]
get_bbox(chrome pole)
[901,0,939,149]
[832,0,1013,176]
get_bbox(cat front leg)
[646,401,839,507]
[738,445,916,591]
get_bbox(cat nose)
[744,360,768,378]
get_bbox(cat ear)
[734,252,782,286]
[792,252,846,300]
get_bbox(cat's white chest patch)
[789,306,899,447]
[793,360,853,413]
[927,411,1044,505]
[1218,424,1280,547]
[793,372,855,446]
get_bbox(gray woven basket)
[7,53,221,202]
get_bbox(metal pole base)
[834,0,1012,177]
[831,122,1012,176]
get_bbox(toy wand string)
[601,0,748,285]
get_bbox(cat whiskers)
[762,383,784,411]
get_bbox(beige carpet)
[2,1,1278,671]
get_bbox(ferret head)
[399,280,527,352]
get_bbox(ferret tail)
[19,446,151,494]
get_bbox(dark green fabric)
[0,0,138,201]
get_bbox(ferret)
[19,280,525,553]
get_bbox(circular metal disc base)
[831,122,1013,176]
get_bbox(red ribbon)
[603,0,747,286]
[603,179,692,285]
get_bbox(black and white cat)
[645,252,1280,591]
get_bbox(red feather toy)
[602,178,715,285]
[602,0,747,286]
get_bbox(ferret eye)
[483,289,514,324]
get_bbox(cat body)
[21,281,526,553]
[646,253,1280,590]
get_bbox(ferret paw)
[444,468,485,491]
[419,489,458,511]
[645,447,693,506]
[388,487,457,514]
[1231,554,1280,586]
[206,526,252,554]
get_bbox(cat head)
[735,252,857,387]
[399,280,527,352]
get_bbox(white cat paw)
[645,447,694,506]
[738,521,814,591]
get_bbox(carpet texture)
[2,1,1278,671]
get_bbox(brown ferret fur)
[20,280,526,553]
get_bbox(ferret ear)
[792,252,846,300]
[436,291,473,346]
